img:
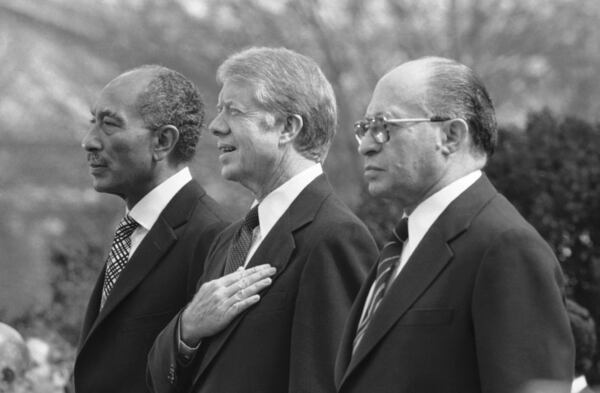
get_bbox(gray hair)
[216,47,337,162]
[421,57,497,156]
[135,65,205,163]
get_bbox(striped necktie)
[223,205,260,275]
[100,215,138,309]
[353,217,408,354]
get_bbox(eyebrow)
[90,108,125,126]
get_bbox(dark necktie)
[223,205,260,275]
[100,215,139,309]
[353,217,408,353]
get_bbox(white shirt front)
[243,163,323,266]
[127,167,192,257]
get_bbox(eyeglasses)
[354,115,451,144]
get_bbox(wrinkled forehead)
[366,64,430,117]
[217,78,263,109]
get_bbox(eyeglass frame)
[354,115,451,144]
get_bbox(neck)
[403,159,483,215]
[252,155,316,202]
[124,163,184,209]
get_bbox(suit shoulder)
[472,193,547,241]
[191,192,231,225]
[300,194,376,253]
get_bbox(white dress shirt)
[127,167,192,258]
[243,163,323,266]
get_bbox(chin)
[367,181,386,197]
[220,166,243,183]
[90,177,119,196]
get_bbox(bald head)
[372,57,497,157]
[367,60,432,120]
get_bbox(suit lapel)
[338,174,499,388]
[334,262,378,388]
[78,268,105,351]
[344,225,453,378]
[78,181,204,352]
[193,175,332,384]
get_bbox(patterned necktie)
[100,215,139,309]
[352,217,408,354]
[223,205,260,275]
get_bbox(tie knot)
[243,205,260,231]
[393,217,408,242]
[116,215,138,237]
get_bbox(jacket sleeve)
[288,219,378,393]
[472,227,574,393]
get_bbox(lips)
[217,144,236,154]
[364,165,384,172]
[87,154,108,175]
[87,153,107,166]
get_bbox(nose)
[82,124,102,151]
[209,112,230,137]
[357,131,382,157]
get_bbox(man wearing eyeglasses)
[334,56,574,393]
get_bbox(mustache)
[87,153,107,166]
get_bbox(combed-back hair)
[422,57,497,156]
[134,65,204,163]
[216,47,337,162]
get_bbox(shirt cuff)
[177,314,201,364]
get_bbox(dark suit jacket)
[335,174,574,393]
[148,175,379,393]
[74,180,229,393]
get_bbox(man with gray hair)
[75,65,230,393]
[334,57,574,393]
[148,47,378,393]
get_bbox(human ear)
[153,125,180,161]
[441,118,468,155]
[279,114,303,145]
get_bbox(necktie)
[100,215,139,309]
[223,205,260,275]
[352,217,408,354]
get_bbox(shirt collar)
[252,164,322,238]
[407,170,481,245]
[128,167,192,231]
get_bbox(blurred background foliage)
[0,0,599,389]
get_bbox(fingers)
[219,264,276,297]
[229,294,262,316]
[226,277,273,308]
[219,264,276,287]
[183,265,276,339]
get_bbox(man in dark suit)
[147,47,378,393]
[74,65,230,393]
[334,56,575,393]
